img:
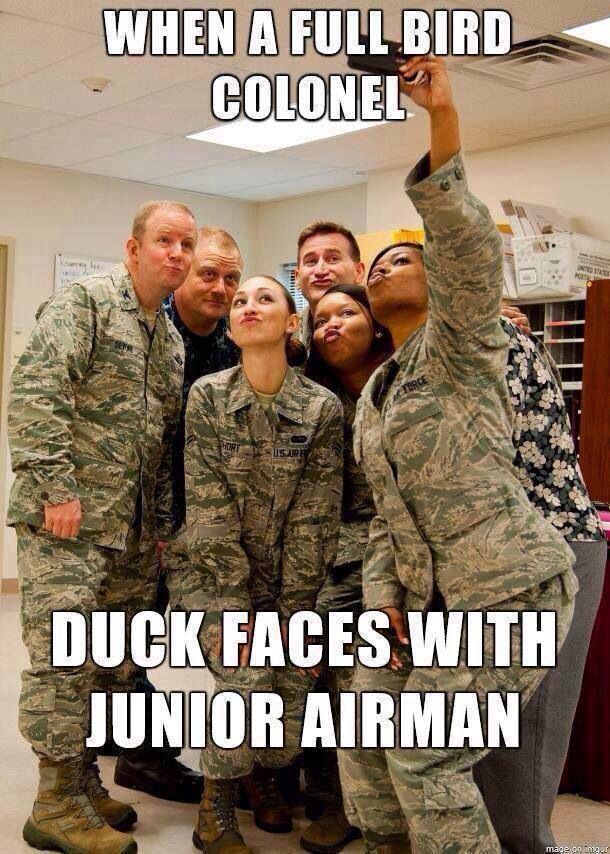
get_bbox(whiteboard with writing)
[54,254,118,292]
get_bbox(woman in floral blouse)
[475,316,606,854]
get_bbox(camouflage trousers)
[16,522,159,762]
[337,571,576,854]
[203,654,315,780]
[316,560,364,694]
[174,544,316,780]
[304,562,364,800]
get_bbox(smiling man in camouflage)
[7,200,197,854]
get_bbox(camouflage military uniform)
[105,294,239,760]
[337,153,577,853]
[7,263,184,761]
[180,365,343,779]
[316,386,373,690]
[296,306,314,353]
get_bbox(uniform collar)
[361,355,401,408]
[226,365,304,424]
[364,327,426,406]
[274,367,305,423]
[111,264,139,311]
[112,263,172,336]
[297,306,313,352]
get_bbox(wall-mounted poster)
[54,254,118,292]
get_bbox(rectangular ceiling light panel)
[188,112,414,153]
[564,17,610,48]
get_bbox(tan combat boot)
[193,777,252,854]
[84,753,138,831]
[300,803,361,853]
[23,756,137,853]
[241,765,292,833]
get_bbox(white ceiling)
[0,1,609,201]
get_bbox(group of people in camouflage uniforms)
[8,56,606,854]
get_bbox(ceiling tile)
[0,2,407,71]
[154,154,331,195]
[0,12,99,86]
[0,101,71,142]
[289,118,428,169]
[490,1,610,32]
[71,137,245,181]
[224,169,367,202]
[457,69,610,135]
[0,119,165,167]
[90,69,245,136]
[0,43,225,117]
[0,1,106,34]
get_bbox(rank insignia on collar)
[122,289,130,300]
[173,353,184,366]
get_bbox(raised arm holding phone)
[335,55,578,854]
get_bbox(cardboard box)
[512,233,610,300]
[356,228,424,271]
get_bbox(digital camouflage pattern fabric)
[334,386,375,568]
[296,306,314,354]
[502,317,604,543]
[184,365,343,618]
[338,574,575,853]
[16,522,158,760]
[313,387,370,698]
[344,152,577,852]
[8,264,184,548]
[181,364,343,778]
[202,656,316,780]
[8,263,184,761]
[353,153,576,616]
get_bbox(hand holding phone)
[347,36,429,85]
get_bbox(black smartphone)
[347,35,426,84]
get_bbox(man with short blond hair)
[111,226,244,804]
[8,201,196,853]
[131,199,196,241]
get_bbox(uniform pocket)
[73,454,123,487]
[386,386,442,434]
[19,686,56,753]
[436,483,524,548]
[22,685,56,714]
[422,776,481,811]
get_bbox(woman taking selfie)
[336,56,578,854]
[182,275,343,854]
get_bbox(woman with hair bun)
[182,274,344,854]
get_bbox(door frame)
[0,236,16,591]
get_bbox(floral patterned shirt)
[502,317,603,542]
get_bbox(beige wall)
[365,125,610,241]
[252,183,367,278]
[0,158,257,580]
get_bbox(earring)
[375,330,383,338]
